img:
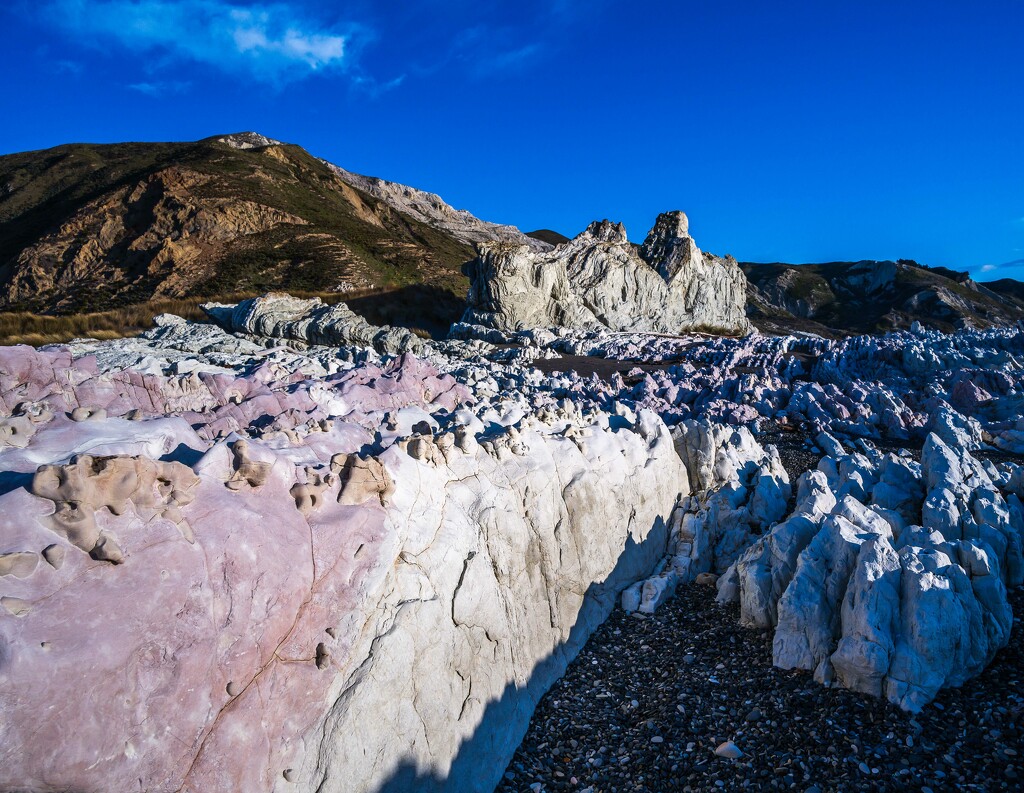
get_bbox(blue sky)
[1,1,1022,279]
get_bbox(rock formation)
[322,160,549,252]
[462,211,751,336]
[203,292,426,356]
[716,433,1019,711]
[2,295,1023,792]
[0,341,686,793]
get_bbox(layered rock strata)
[203,292,426,356]
[461,212,751,336]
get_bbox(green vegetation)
[0,288,383,346]
[0,136,474,315]
[788,270,834,303]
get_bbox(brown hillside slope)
[0,134,475,314]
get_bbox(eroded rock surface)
[462,211,751,336]
[203,292,426,356]
[2,301,1023,792]
[719,433,1020,711]
[0,340,685,793]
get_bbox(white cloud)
[128,80,192,96]
[975,258,1024,277]
[480,43,541,75]
[44,0,351,83]
[54,59,84,74]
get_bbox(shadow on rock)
[372,527,668,793]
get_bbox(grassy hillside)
[0,136,474,315]
[742,259,1024,335]
[0,282,466,347]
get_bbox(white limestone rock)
[462,212,751,336]
[729,437,1018,712]
[673,419,784,494]
[203,292,425,356]
[0,344,689,793]
[626,421,790,615]
[773,513,880,676]
[728,470,836,627]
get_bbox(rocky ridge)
[322,159,549,252]
[462,212,751,336]
[0,134,495,312]
[0,340,685,793]
[5,132,1024,340]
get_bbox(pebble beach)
[498,585,1024,793]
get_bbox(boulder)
[204,293,426,356]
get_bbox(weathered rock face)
[5,166,307,305]
[462,211,751,336]
[623,420,790,614]
[2,301,1023,793]
[203,292,426,356]
[0,342,686,793]
[718,433,1020,711]
[323,160,550,252]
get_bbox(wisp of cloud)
[43,0,351,83]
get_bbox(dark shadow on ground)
[346,285,466,340]
[370,519,671,793]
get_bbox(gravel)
[752,421,822,486]
[496,584,1024,793]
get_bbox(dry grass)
[0,288,386,347]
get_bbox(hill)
[3,133,1024,341]
[525,229,570,246]
[0,133,543,316]
[742,259,1024,336]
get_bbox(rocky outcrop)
[324,161,549,252]
[623,420,790,614]
[451,320,1024,455]
[4,166,307,305]
[2,301,1023,793]
[0,342,687,793]
[218,132,284,149]
[718,434,1020,711]
[462,212,751,336]
[203,293,426,356]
